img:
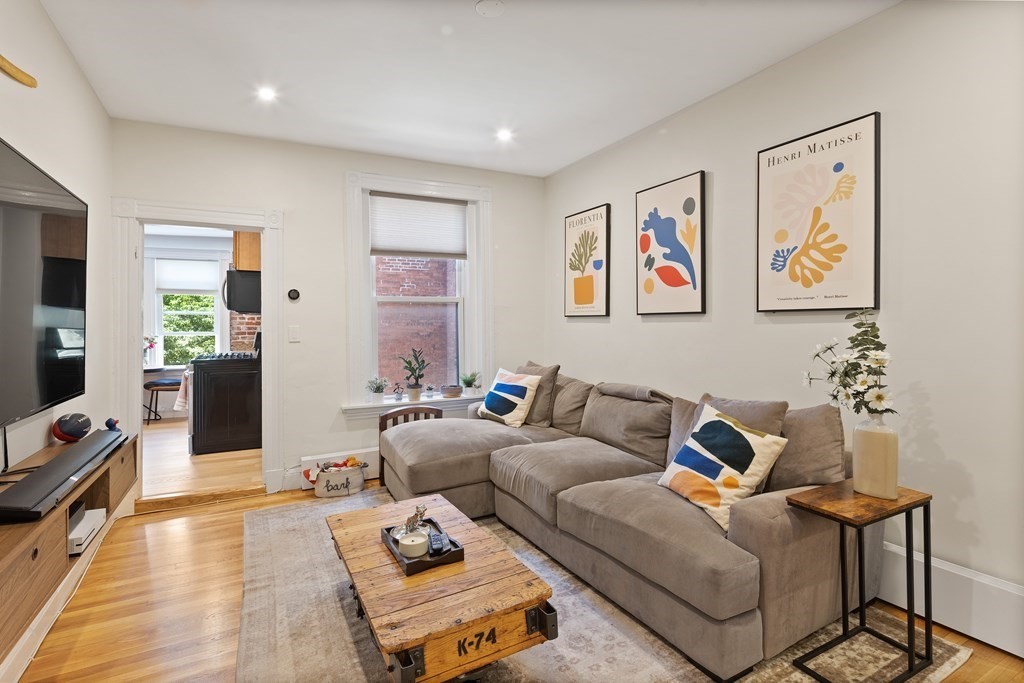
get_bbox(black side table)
[786,479,933,683]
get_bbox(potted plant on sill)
[459,371,480,396]
[400,348,430,402]
[366,376,388,403]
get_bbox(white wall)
[1,0,113,466]
[111,121,545,476]
[543,0,1024,587]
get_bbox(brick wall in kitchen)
[230,312,261,351]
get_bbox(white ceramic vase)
[852,413,899,499]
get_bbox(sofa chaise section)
[379,413,571,518]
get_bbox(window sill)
[341,394,482,420]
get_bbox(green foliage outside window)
[160,293,216,364]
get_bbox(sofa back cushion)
[550,374,594,435]
[517,361,560,428]
[766,404,846,491]
[666,396,701,466]
[579,383,672,466]
[694,393,789,437]
[477,369,542,428]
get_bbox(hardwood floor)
[22,486,1024,682]
[875,602,1024,683]
[22,489,314,682]
[140,418,264,508]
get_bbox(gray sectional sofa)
[378,366,881,681]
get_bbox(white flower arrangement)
[806,309,896,415]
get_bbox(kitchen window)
[157,292,217,365]
[147,257,228,366]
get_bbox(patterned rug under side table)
[786,479,932,683]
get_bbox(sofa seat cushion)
[490,438,661,524]
[380,419,531,493]
[557,472,760,621]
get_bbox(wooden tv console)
[0,434,137,662]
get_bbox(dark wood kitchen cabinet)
[189,358,262,455]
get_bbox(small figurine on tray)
[382,504,463,574]
[391,504,429,540]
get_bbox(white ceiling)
[41,0,899,177]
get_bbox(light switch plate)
[288,325,300,342]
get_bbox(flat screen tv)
[0,136,88,429]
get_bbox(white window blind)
[154,259,219,291]
[369,192,468,259]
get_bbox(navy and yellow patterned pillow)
[477,369,542,428]
[658,403,788,531]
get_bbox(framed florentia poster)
[757,112,880,312]
[636,171,705,314]
[564,203,610,317]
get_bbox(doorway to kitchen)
[137,224,264,509]
[112,198,285,512]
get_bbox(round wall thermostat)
[287,289,300,301]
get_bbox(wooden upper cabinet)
[233,231,261,271]
[41,214,87,260]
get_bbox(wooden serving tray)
[380,517,465,576]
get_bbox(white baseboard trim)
[263,467,284,493]
[0,492,136,681]
[878,541,1024,657]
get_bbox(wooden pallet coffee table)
[326,494,557,683]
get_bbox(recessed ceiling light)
[496,128,513,143]
[475,0,505,18]
[256,86,277,102]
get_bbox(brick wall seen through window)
[375,256,459,388]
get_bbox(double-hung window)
[370,193,466,388]
[151,258,224,366]
[345,173,493,404]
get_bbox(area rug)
[237,490,970,682]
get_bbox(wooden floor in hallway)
[20,484,1024,683]
[139,418,264,511]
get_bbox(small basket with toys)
[305,456,370,498]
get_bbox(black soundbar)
[0,430,128,522]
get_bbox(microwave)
[224,269,261,313]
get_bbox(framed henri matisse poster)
[565,203,610,317]
[636,170,705,314]
[757,112,880,312]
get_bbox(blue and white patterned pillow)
[478,369,542,428]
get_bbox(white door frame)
[112,198,286,492]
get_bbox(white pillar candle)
[398,533,428,558]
